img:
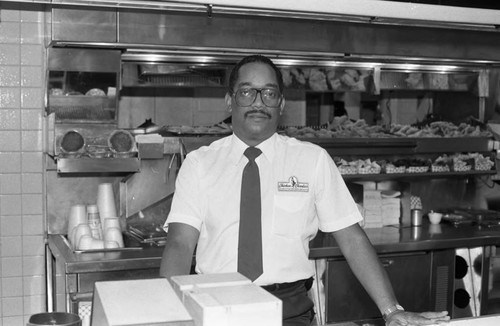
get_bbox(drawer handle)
[381,259,394,267]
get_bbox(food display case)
[46,48,120,123]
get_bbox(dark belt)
[261,277,313,292]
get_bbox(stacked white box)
[363,190,383,228]
[381,197,401,226]
[171,273,281,326]
[91,278,193,326]
[170,273,252,301]
[183,283,282,326]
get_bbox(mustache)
[244,110,272,119]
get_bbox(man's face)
[225,62,285,146]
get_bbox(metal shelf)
[56,157,140,174]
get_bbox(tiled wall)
[0,5,46,326]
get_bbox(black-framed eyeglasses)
[233,87,282,108]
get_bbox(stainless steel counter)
[310,223,500,259]
[48,223,500,274]
[47,223,500,315]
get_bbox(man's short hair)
[228,55,284,94]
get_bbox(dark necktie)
[238,147,263,281]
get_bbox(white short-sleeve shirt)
[165,133,362,285]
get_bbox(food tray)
[386,166,406,174]
[431,165,450,173]
[358,167,381,174]
[338,166,357,175]
[407,166,429,173]
[453,165,472,172]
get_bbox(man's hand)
[386,310,450,325]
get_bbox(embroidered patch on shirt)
[278,176,309,192]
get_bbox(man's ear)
[279,98,286,115]
[225,93,232,112]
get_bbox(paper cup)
[67,205,87,242]
[104,241,120,249]
[96,183,117,219]
[89,239,105,250]
[103,217,121,232]
[78,235,93,250]
[73,224,91,250]
[104,227,124,248]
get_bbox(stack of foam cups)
[67,204,87,249]
[97,183,123,249]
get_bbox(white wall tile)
[21,152,42,173]
[20,68,42,88]
[21,87,43,109]
[1,257,23,277]
[23,275,45,296]
[0,236,22,257]
[0,44,20,65]
[0,216,22,236]
[22,256,45,276]
[0,153,22,173]
[0,131,21,151]
[2,277,23,297]
[22,235,44,256]
[22,215,44,236]
[21,130,42,151]
[0,174,22,194]
[2,297,23,316]
[23,294,45,315]
[0,22,20,43]
[0,9,20,22]
[21,173,42,194]
[21,109,42,130]
[21,9,44,23]
[21,44,43,66]
[0,66,20,87]
[0,89,21,109]
[3,316,24,326]
[0,194,22,215]
[22,194,43,215]
[20,22,43,44]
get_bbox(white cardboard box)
[183,283,282,326]
[170,273,251,301]
[91,278,193,326]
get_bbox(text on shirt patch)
[278,176,309,192]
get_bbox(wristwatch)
[382,304,405,321]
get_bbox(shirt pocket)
[272,193,312,238]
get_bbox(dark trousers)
[262,278,315,326]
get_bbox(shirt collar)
[230,133,277,165]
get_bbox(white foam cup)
[89,239,105,250]
[78,235,93,250]
[96,183,117,219]
[73,224,92,250]
[104,241,120,249]
[103,217,121,232]
[67,205,87,244]
[104,227,124,248]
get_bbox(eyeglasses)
[233,87,282,108]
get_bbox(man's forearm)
[333,225,398,313]
[159,241,194,279]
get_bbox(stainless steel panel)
[118,10,500,63]
[51,8,117,43]
[48,48,120,72]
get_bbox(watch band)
[382,304,405,321]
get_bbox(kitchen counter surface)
[48,222,500,273]
[309,222,500,259]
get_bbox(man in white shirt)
[160,54,450,326]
